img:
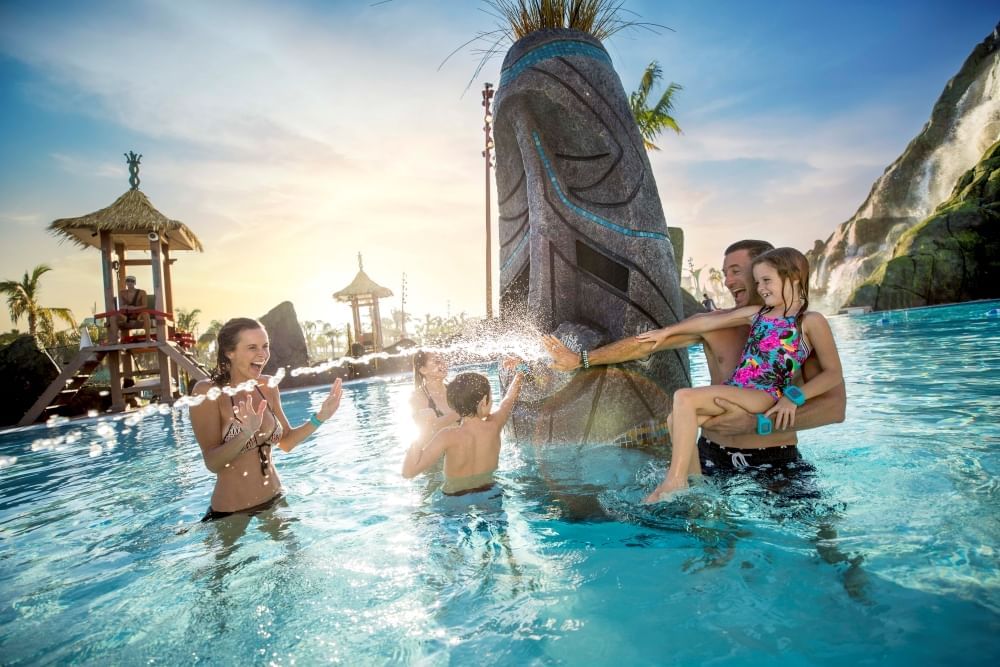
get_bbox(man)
[543,239,846,478]
[117,275,151,339]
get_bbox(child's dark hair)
[446,372,491,418]
[211,317,265,386]
[752,247,810,329]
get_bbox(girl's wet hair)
[211,317,265,386]
[752,247,810,328]
[412,350,435,389]
[446,372,491,418]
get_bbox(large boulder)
[494,28,689,444]
[809,23,1000,312]
[848,139,1000,310]
[0,335,59,426]
[259,301,309,380]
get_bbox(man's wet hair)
[446,372,491,418]
[724,240,774,261]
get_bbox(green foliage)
[487,0,635,41]
[629,60,682,151]
[0,264,77,346]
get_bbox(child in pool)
[637,247,844,503]
[402,361,526,495]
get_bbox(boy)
[402,363,525,495]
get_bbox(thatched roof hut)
[333,269,393,301]
[49,188,203,252]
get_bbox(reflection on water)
[0,301,998,664]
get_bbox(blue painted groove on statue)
[501,231,530,273]
[531,131,667,241]
[499,40,612,87]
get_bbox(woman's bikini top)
[422,383,445,418]
[222,386,283,447]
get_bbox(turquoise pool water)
[1,301,998,665]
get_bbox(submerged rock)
[494,28,689,444]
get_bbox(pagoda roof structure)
[333,254,392,301]
[49,188,203,252]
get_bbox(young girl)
[636,247,843,503]
[402,361,525,495]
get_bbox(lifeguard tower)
[19,152,209,426]
[333,253,393,355]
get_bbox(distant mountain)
[808,23,1000,312]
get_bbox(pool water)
[1,301,998,665]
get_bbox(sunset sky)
[1,0,996,335]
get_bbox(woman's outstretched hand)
[541,335,580,371]
[234,395,267,436]
[317,378,343,422]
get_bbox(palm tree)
[0,264,76,342]
[175,307,202,336]
[629,61,682,151]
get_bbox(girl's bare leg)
[644,386,773,503]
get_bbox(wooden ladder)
[18,350,108,426]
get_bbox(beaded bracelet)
[581,349,590,369]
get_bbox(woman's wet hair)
[446,372,491,418]
[211,317,265,386]
[752,247,810,327]
[413,350,435,389]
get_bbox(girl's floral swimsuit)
[725,307,810,400]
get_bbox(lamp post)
[482,82,495,319]
[400,272,408,338]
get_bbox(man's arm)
[543,331,703,371]
[703,358,846,436]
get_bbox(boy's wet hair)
[446,372,491,418]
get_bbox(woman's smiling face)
[226,327,270,381]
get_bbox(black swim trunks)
[697,436,819,499]
[697,436,803,471]
[201,492,285,522]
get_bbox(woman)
[409,350,459,446]
[190,317,343,521]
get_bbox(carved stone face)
[494,29,689,444]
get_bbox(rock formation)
[848,139,1000,309]
[259,301,309,380]
[0,335,59,426]
[809,23,1000,312]
[494,28,689,444]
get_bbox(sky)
[0,0,996,335]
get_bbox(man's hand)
[542,335,580,372]
[701,397,756,435]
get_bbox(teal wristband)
[515,362,531,375]
[309,413,324,428]
[783,385,806,406]
[756,413,773,436]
